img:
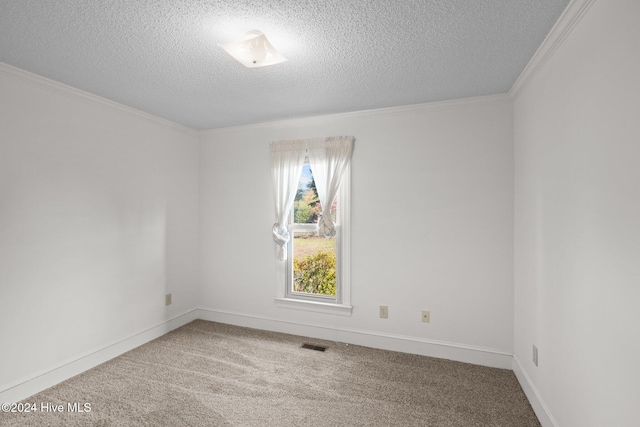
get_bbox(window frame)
[274,163,352,316]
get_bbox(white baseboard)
[0,309,198,404]
[1,307,516,405]
[197,308,513,369]
[512,355,558,427]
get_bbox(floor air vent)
[301,343,327,352]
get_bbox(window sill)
[274,298,353,316]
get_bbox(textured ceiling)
[0,0,569,130]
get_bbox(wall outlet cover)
[379,306,388,319]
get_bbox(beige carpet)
[1,320,540,426]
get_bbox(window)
[287,160,337,298]
[271,137,353,315]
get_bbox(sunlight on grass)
[293,235,336,258]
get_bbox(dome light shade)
[218,30,287,68]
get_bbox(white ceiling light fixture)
[218,30,287,68]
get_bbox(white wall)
[0,65,199,399]
[199,96,514,365]
[513,0,640,425]
[3,3,638,423]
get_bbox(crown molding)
[199,93,512,136]
[509,0,597,99]
[2,59,510,139]
[0,62,198,136]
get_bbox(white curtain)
[271,140,306,261]
[307,136,355,238]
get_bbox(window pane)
[294,163,320,224]
[292,231,336,296]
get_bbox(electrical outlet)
[165,293,172,306]
[422,310,430,323]
[379,306,388,319]
[533,345,538,367]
